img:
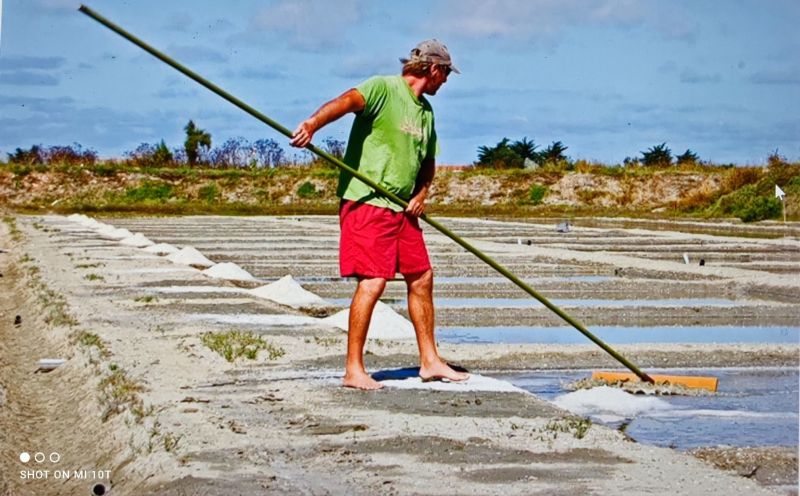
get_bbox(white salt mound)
[322,300,414,340]
[143,243,180,255]
[553,386,672,422]
[120,233,154,247]
[66,214,106,230]
[166,246,215,267]
[249,275,328,308]
[202,262,256,282]
[98,226,133,240]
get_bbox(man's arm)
[406,157,435,217]
[289,89,365,148]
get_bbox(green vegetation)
[546,416,592,439]
[2,216,22,242]
[710,184,782,222]
[123,181,174,202]
[296,181,319,199]
[198,183,219,202]
[184,120,212,166]
[24,264,78,327]
[98,367,146,422]
[73,330,110,357]
[201,330,285,362]
[527,184,548,205]
[1,136,797,221]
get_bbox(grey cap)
[400,39,460,74]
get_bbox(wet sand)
[0,214,797,495]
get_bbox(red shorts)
[339,200,431,279]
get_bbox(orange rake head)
[592,371,718,393]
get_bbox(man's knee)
[356,277,387,300]
[406,269,433,295]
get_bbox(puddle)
[437,325,800,344]
[499,368,799,449]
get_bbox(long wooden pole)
[78,4,656,383]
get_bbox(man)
[290,40,469,390]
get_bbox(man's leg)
[343,277,387,390]
[405,269,469,382]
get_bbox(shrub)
[712,184,782,222]
[124,181,174,202]
[125,141,173,167]
[528,184,548,204]
[201,330,285,362]
[198,183,219,202]
[296,181,318,199]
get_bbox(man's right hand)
[290,120,315,148]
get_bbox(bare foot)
[342,371,384,390]
[419,360,470,383]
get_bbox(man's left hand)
[406,194,426,217]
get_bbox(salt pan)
[202,262,256,282]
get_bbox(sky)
[0,0,798,166]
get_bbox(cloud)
[1,56,66,70]
[34,0,75,13]
[330,55,397,79]
[249,0,365,51]
[748,68,800,85]
[0,71,60,86]
[427,0,648,43]
[155,87,199,99]
[426,0,700,47]
[679,69,721,84]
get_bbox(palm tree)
[184,120,212,166]
[640,143,673,166]
[539,141,568,163]
[510,137,539,161]
[676,149,699,165]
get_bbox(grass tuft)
[201,330,285,362]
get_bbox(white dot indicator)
[19,452,30,463]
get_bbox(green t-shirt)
[338,75,437,212]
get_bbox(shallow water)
[499,368,799,450]
[438,325,800,344]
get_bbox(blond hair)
[402,60,433,77]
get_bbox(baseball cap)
[400,39,460,74]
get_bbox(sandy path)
[0,214,795,495]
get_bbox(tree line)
[475,137,704,169]
[5,125,791,170]
[5,120,346,169]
